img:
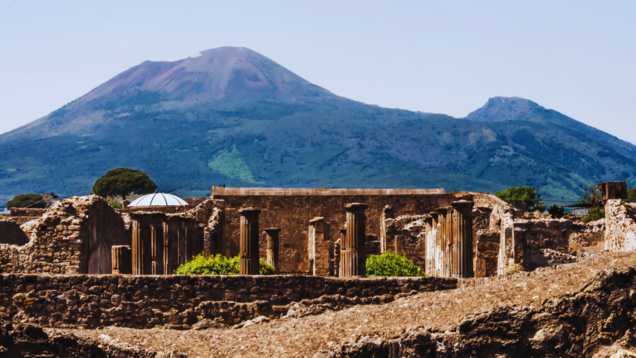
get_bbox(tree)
[41,192,59,207]
[580,185,603,205]
[7,194,46,209]
[626,187,636,203]
[495,186,547,212]
[547,204,565,219]
[92,168,157,199]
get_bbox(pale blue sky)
[1,1,635,144]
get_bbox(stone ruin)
[0,184,635,356]
[1,184,634,280]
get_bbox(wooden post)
[342,203,368,277]
[264,228,281,274]
[239,208,261,275]
[111,245,132,274]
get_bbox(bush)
[107,200,123,209]
[366,252,425,277]
[174,254,275,275]
[7,194,46,209]
[547,204,564,218]
[582,205,605,223]
[627,187,636,203]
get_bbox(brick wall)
[212,188,452,273]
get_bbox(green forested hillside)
[0,48,634,206]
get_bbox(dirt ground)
[53,251,636,357]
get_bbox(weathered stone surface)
[0,273,455,330]
[0,195,128,275]
[53,251,636,357]
[605,199,636,252]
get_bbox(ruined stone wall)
[605,199,636,252]
[0,220,30,246]
[383,215,429,271]
[8,208,47,217]
[0,196,128,275]
[0,274,456,330]
[214,190,452,273]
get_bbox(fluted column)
[239,208,261,275]
[342,203,368,277]
[264,227,281,274]
[452,200,474,278]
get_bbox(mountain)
[1,47,635,206]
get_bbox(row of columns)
[237,203,368,277]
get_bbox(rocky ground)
[3,251,636,357]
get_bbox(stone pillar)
[380,205,394,253]
[239,208,261,275]
[111,245,132,274]
[342,203,368,277]
[451,200,474,278]
[151,224,164,275]
[598,181,628,202]
[333,238,341,277]
[424,215,436,277]
[337,228,346,277]
[309,217,332,276]
[264,228,281,274]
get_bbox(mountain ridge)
[0,47,634,206]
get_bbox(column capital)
[309,216,325,223]
[238,207,261,215]
[264,227,281,233]
[344,203,368,211]
[452,200,474,207]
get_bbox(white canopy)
[128,193,188,207]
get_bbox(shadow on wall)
[0,221,30,246]
[86,200,130,274]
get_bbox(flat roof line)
[211,187,446,196]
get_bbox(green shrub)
[366,252,425,277]
[107,200,123,209]
[174,254,275,275]
[7,194,46,209]
[627,187,636,203]
[581,205,604,223]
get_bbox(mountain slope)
[1,48,634,206]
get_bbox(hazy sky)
[1,1,635,144]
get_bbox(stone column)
[111,245,132,274]
[264,228,281,274]
[380,205,394,253]
[342,203,368,277]
[424,215,436,277]
[337,228,346,277]
[452,200,474,278]
[239,208,261,275]
[309,217,332,276]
